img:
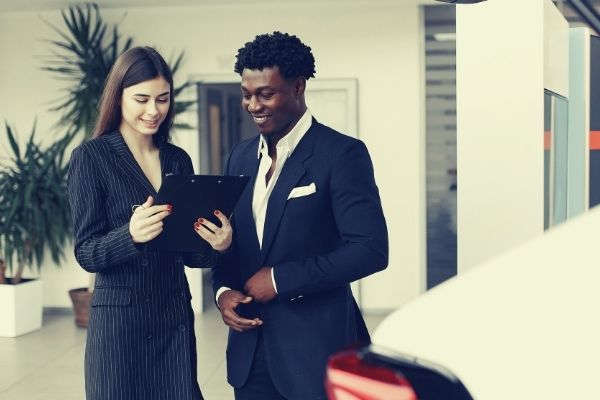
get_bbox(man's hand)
[244,267,277,303]
[217,289,263,332]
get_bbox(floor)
[0,307,388,400]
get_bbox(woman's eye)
[157,98,169,103]
[134,98,147,103]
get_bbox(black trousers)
[234,331,287,400]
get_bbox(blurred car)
[325,207,600,399]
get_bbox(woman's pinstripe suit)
[67,131,213,400]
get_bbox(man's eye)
[261,93,274,99]
[242,94,252,100]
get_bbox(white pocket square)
[287,182,317,200]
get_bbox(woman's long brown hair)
[92,46,175,146]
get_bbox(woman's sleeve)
[68,146,141,273]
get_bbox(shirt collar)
[257,109,312,159]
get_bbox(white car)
[326,207,600,399]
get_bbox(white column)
[456,0,569,272]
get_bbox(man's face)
[241,66,303,137]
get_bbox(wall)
[0,0,426,311]
[456,0,569,272]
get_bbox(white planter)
[0,279,43,337]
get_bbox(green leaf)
[0,121,74,272]
[5,122,21,161]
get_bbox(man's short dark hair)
[234,31,316,80]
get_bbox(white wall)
[0,0,426,311]
[456,0,569,272]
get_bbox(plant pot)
[68,287,92,328]
[0,278,43,337]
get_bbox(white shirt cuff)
[215,286,232,305]
[271,267,278,294]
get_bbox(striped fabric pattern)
[67,131,214,400]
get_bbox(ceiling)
[1,0,599,31]
[0,0,251,12]
[0,0,438,13]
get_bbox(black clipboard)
[149,174,250,253]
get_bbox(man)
[212,31,388,400]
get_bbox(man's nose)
[247,96,262,113]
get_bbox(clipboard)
[149,174,250,253]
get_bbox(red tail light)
[325,350,418,400]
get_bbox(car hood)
[373,206,600,399]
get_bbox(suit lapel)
[233,138,262,257]
[259,125,316,263]
[105,132,160,196]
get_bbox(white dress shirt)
[216,109,313,303]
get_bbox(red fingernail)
[214,210,220,216]
[194,222,200,230]
[198,218,205,223]
[166,204,173,212]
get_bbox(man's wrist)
[215,286,232,306]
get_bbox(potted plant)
[42,3,195,327]
[0,122,73,337]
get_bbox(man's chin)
[256,127,272,136]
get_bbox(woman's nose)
[146,100,159,115]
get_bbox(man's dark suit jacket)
[213,119,388,400]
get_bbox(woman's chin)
[137,125,159,135]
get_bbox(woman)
[67,46,229,400]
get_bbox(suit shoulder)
[70,135,111,160]
[312,121,366,154]
[230,136,259,161]
[234,136,259,154]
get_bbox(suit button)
[178,324,186,332]
[141,258,149,266]
[145,296,151,303]
[146,334,152,340]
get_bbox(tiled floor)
[0,307,388,400]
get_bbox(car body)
[326,206,600,399]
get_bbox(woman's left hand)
[194,210,232,252]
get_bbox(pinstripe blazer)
[67,131,214,400]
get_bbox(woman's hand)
[194,210,232,252]
[129,196,172,243]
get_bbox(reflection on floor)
[0,308,388,400]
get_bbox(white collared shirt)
[216,109,313,303]
[252,109,312,249]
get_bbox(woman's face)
[120,76,171,138]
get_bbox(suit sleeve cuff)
[215,286,232,305]
[271,267,278,294]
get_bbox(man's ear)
[294,78,306,98]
